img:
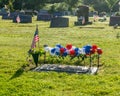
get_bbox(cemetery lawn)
[0,16,120,96]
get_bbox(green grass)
[0,16,120,96]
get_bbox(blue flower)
[75,48,79,52]
[62,51,68,57]
[56,44,62,48]
[51,48,56,54]
[83,45,92,54]
[55,51,60,56]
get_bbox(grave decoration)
[27,26,103,74]
[31,44,103,74]
[74,5,92,25]
[28,25,45,67]
[28,48,45,67]
[44,44,102,61]
[28,42,103,68]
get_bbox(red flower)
[66,44,72,50]
[60,48,65,54]
[90,49,96,54]
[69,50,75,56]
[92,44,98,50]
[97,48,103,55]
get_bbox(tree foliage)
[0,0,119,13]
[0,0,8,8]
[104,0,119,12]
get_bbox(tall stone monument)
[74,5,92,25]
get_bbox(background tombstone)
[74,5,92,25]
[37,14,52,21]
[2,13,13,19]
[0,11,7,16]
[13,14,32,23]
[24,10,34,16]
[50,17,69,28]
[2,12,24,20]
[53,11,63,17]
[37,10,52,21]
[109,16,120,26]
[0,7,7,16]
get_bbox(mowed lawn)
[0,16,120,96]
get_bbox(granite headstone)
[37,13,52,21]
[50,17,69,27]
[109,16,120,26]
[13,15,32,23]
[75,5,92,25]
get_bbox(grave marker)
[37,13,52,21]
[37,10,52,21]
[109,16,120,26]
[50,17,69,27]
[2,13,13,20]
[13,15,32,23]
[53,12,63,17]
[74,5,92,25]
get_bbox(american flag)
[82,17,85,24]
[16,15,20,23]
[93,15,99,21]
[31,26,39,49]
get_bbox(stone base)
[74,21,92,26]
[33,64,98,74]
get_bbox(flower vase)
[32,53,39,67]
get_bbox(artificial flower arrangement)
[28,48,45,56]
[44,44,103,59]
[28,48,45,67]
[27,43,103,67]
[28,44,103,56]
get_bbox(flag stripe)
[82,17,85,24]
[34,35,39,42]
[16,15,20,23]
[31,27,39,49]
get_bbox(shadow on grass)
[9,66,26,80]
[9,64,36,80]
